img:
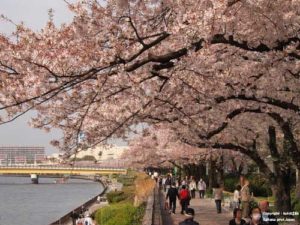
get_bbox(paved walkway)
[159,190,232,225]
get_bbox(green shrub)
[106,191,127,203]
[249,199,259,210]
[95,203,145,225]
[224,176,239,192]
[248,175,272,197]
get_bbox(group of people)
[159,174,207,199]
[229,201,278,225]
[152,172,279,225]
[71,209,94,225]
[160,174,207,225]
[164,181,200,225]
[227,176,278,225]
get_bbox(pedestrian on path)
[213,183,223,213]
[166,182,179,214]
[229,208,246,225]
[179,208,200,225]
[189,178,197,199]
[71,211,79,225]
[83,213,93,225]
[182,176,189,186]
[75,215,84,225]
[245,207,267,225]
[158,176,163,189]
[165,174,172,193]
[240,176,251,218]
[162,176,167,192]
[233,185,241,209]
[179,185,190,214]
[197,178,206,198]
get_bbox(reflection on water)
[0,176,103,225]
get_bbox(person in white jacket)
[197,178,206,198]
[189,178,197,198]
[83,213,93,225]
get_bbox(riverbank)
[49,180,107,225]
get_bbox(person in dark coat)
[229,208,246,225]
[179,208,200,225]
[166,182,179,214]
[70,210,79,225]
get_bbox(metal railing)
[0,164,127,171]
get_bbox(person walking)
[233,185,241,209]
[182,176,189,186]
[71,211,79,225]
[83,213,93,225]
[198,178,206,198]
[213,183,223,213]
[189,178,197,199]
[76,215,84,225]
[179,208,200,225]
[162,176,167,192]
[229,208,246,225]
[179,185,190,214]
[240,177,251,218]
[165,175,172,193]
[166,182,179,214]
[158,176,163,189]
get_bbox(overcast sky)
[0,0,77,155]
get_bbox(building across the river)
[0,146,45,165]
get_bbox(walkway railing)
[0,165,126,170]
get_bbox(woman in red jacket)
[179,185,190,214]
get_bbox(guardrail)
[0,165,127,170]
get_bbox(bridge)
[0,165,127,184]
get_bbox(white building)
[71,145,128,161]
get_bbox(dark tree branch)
[210,34,300,55]
[268,113,300,169]
[215,94,300,112]
[194,141,274,177]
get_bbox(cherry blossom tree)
[0,0,299,211]
[125,125,250,187]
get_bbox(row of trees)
[0,0,299,211]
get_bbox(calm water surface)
[0,176,103,225]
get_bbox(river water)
[0,176,103,225]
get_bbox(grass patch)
[95,203,146,225]
[106,191,128,203]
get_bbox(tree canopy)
[1,0,300,210]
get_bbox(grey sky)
[0,0,75,155]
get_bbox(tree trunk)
[188,163,206,181]
[268,126,292,212]
[271,169,292,212]
[208,159,217,191]
[183,164,192,177]
[217,154,224,187]
[198,163,206,180]
[296,169,300,201]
